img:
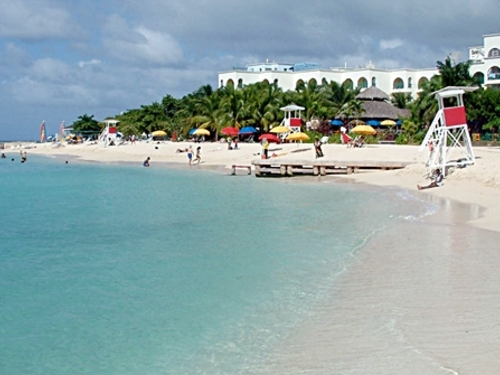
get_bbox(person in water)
[1,153,6,158]
[143,156,150,167]
[20,150,27,163]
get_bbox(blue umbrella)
[331,119,343,126]
[188,128,196,135]
[239,126,257,134]
[396,119,402,125]
[366,119,380,126]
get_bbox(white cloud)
[102,16,184,66]
[0,1,81,39]
[380,39,404,50]
[79,59,102,68]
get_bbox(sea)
[0,155,439,375]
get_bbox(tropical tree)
[71,114,101,133]
[391,93,413,109]
[243,82,283,132]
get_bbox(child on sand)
[193,146,201,164]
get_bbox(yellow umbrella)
[269,126,290,133]
[352,125,377,136]
[151,130,167,137]
[380,119,396,126]
[193,128,210,136]
[286,132,310,141]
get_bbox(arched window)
[488,48,500,58]
[393,78,404,89]
[473,72,484,84]
[295,79,305,89]
[408,77,412,89]
[308,78,317,86]
[263,79,270,85]
[343,79,354,90]
[220,79,223,87]
[357,77,368,89]
[418,77,429,89]
[488,66,500,80]
[273,78,279,86]
[237,78,243,88]
[371,77,377,87]
[226,79,234,87]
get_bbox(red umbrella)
[258,133,281,143]
[221,127,239,136]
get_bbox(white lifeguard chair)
[280,104,304,133]
[419,86,478,177]
[99,119,120,147]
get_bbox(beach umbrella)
[330,119,343,126]
[286,132,310,142]
[151,130,167,137]
[193,128,210,136]
[366,119,380,126]
[381,119,396,126]
[351,125,377,135]
[188,128,197,135]
[258,133,280,143]
[269,126,290,133]
[221,127,239,136]
[238,126,257,134]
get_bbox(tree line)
[72,56,500,143]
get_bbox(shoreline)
[7,140,500,233]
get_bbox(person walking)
[193,146,201,164]
[314,137,324,158]
[187,145,194,166]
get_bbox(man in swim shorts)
[187,145,193,166]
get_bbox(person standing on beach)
[193,146,201,164]
[261,138,269,159]
[187,145,194,166]
[314,137,324,158]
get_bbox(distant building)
[218,32,500,97]
[468,33,500,88]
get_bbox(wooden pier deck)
[251,159,412,177]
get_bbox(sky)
[0,0,498,140]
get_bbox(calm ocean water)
[0,155,434,375]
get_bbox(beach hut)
[352,86,410,121]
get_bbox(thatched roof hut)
[354,86,410,120]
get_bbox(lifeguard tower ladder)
[419,87,478,177]
[99,119,120,147]
[280,104,304,133]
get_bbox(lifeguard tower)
[99,119,120,147]
[419,86,478,177]
[280,104,304,133]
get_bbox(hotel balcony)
[487,73,500,80]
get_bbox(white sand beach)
[6,140,500,374]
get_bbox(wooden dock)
[251,159,411,177]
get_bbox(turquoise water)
[0,156,430,374]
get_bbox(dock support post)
[280,165,286,176]
[313,166,319,176]
[286,165,293,176]
[255,165,261,177]
[320,166,326,176]
[347,167,353,175]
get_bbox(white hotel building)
[218,33,500,97]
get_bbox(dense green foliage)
[73,55,500,143]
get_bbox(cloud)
[380,39,404,50]
[78,59,102,68]
[0,1,82,40]
[102,15,184,66]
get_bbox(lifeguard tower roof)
[431,86,479,97]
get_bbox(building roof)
[359,101,410,120]
[355,86,391,101]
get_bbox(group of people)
[146,145,202,167]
